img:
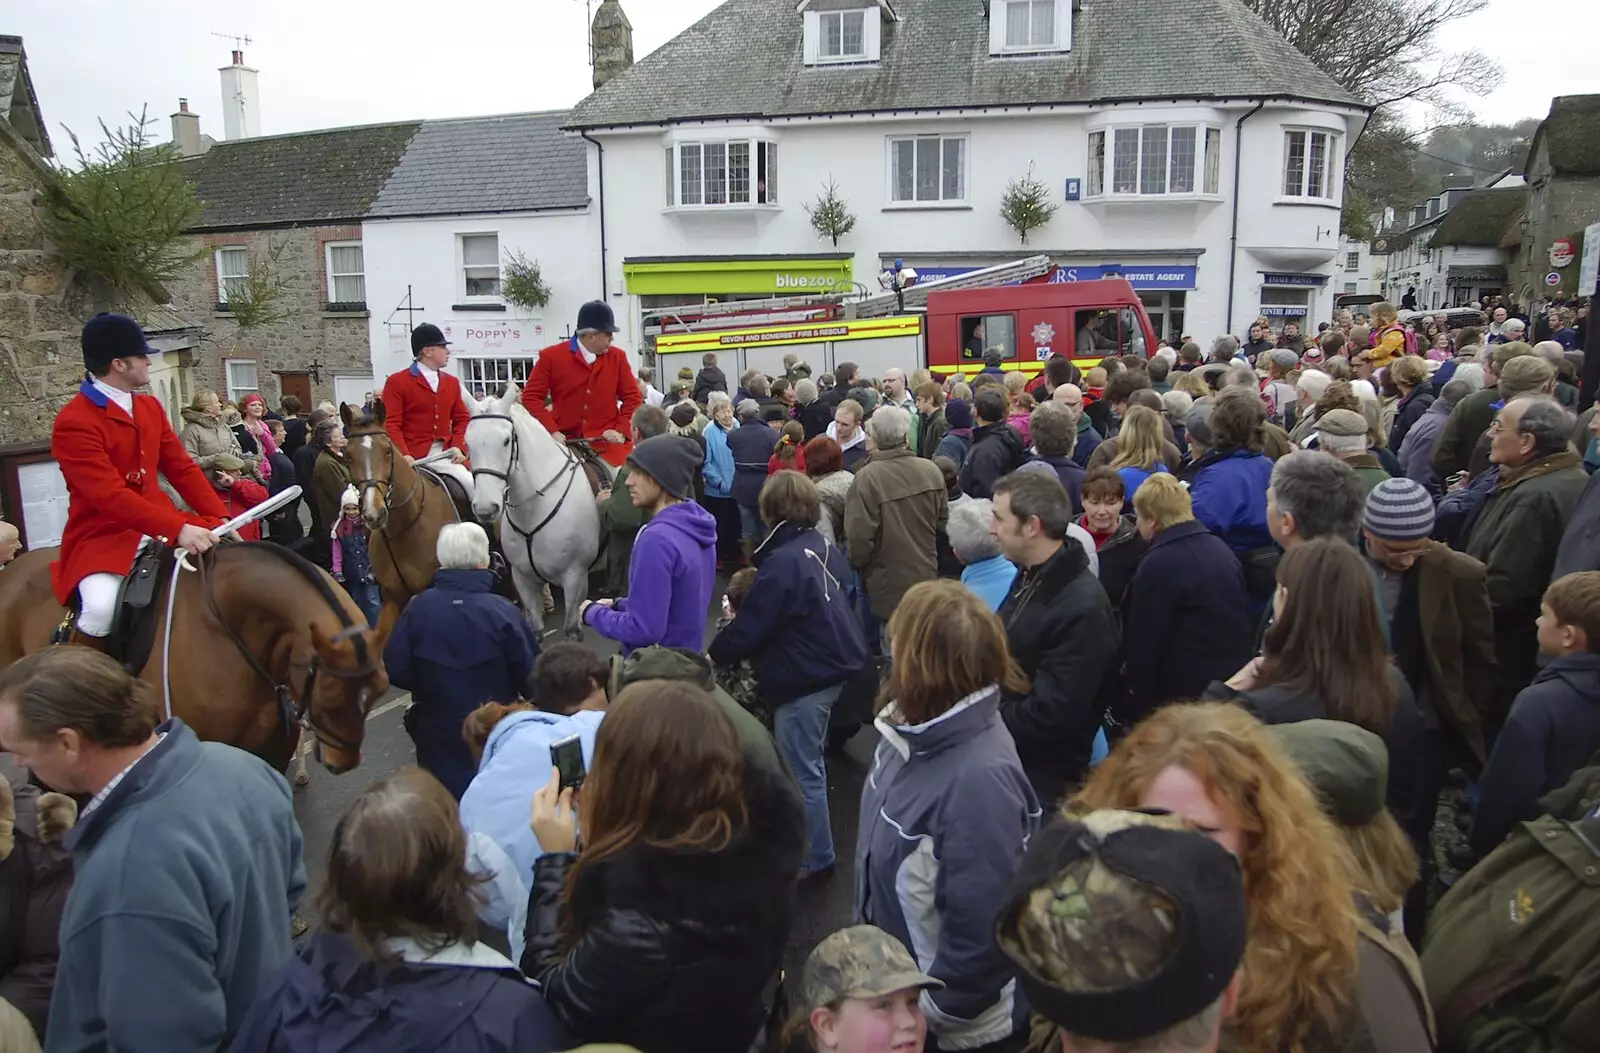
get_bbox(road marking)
[298,692,411,756]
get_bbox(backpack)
[1381,323,1420,359]
[1420,758,1600,1052]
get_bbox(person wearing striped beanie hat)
[1363,478,1436,546]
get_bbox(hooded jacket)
[1471,653,1600,858]
[959,422,1026,500]
[844,448,949,621]
[1388,385,1436,453]
[933,428,972,470]
[727,421,779,506]
[692,365,728,405]
[855,689,1041,1050]
[520,759,804,1053]
[798,398,834,442]
[1187,447,1274,555]
[180,406,247,471]
[998,542,1121,804]
[826,421,871,473]
[460,709,606,961]
[229,932,570,1053]
[585,501,717,654]
[701,421,735,499]
[708,522,867,707]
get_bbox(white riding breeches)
[76,573,123,637]
[426,441,475,496]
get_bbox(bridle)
[468,413,584,543]
[346,428,435,597]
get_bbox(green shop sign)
[623,255,854,296]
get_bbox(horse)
[465,383,609,640]
[0,542,387,781]
[340,402,465,642]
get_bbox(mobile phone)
[550,734,586,790]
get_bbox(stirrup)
[50,610,75,646]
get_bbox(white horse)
[465,384,609,639]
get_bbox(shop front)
[381,318,562,399]
[1256,271,1329,325]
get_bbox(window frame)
[665,139,779,210]
[324,240,366,306]
[960,313,1018,361]
[817,9,867,61]
[224,358,259,404]
[215,246,248,305]
[990,0,1069,54]
[1281,128,1339,202]
[1345,251,1361,272]
[456,356,535,400]
[1084,123,1224,200]
[459,232,502,300]
[886,134,969,207]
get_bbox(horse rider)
[380,323,475,495]
[521,301,643,470]
[50,313,229,643]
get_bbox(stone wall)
[0,123,95,445]
[165,223,373,409]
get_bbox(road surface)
[290,575,870,981]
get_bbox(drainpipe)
[1225,101,1266,336]
[580,131,608,298]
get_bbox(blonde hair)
[1003,371,1027,395]
[1131,471,1193,531]
[1371,301,1398,326]
[1084,366,1108,388]
[1342,813,1418,917]
[1174,371,1210,399]
[1070,704,1360,1053]
[882,580,1027,726]
[1109,405,1166,472]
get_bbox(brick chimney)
[219,49,261,139]
[591,0,634,91]
[170,98,209,156]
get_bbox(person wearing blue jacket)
[384,522,540,799]
[710,470,868,877]
[701,392,740,565]
[231,767,570,1053]
[460,644,609,962]
[947,498,1017,610]
[855,580,1040,1051]
[1186,389,1277,615]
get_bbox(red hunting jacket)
[50,380,227,605]
[381,363,471,459]
[521,338,643,467]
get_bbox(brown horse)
[0,542,386,777]
[340,402,466,642]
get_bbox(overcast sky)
[13,0,1594,153]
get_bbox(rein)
[469,413,583,556]
[196,547,377,756]
[348,430,437,597]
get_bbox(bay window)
[1088,124,1221,198]
[666,140,778,208]
[1283,129,1337,200]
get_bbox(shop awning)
[622,254,853,296]
[1446,264,1507,283]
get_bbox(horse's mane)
[219,541,357,631]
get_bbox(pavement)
[290,573,871,981]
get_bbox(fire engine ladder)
[845,255,1055,319]
[641,294,848,337]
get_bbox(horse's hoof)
[294,768,310,788]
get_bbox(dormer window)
[800,1,886,66]
[989,0,1070,55]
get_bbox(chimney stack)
[218,49,261,140]
[170,98,208,156]
[591,0,634,91]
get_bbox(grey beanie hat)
[625,435,702,500]
[1363,478,1435,541]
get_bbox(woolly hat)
[626,435,702,500]
[1269,348,1300,371]
[1184,402,1215,446]
[1315,408,1368,437]
[1363,478,1435,541]
[340,484,361,508]
[945,398,974,430]
[1270,720,1389,828]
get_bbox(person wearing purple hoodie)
[579,435,717,654]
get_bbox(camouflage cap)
[800,925,944,1007]
[995,810,1246,1044]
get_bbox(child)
[769,420,807,475]
[1359,301,1409,371]
[330,485,380,627]
[713,568,766,726]
[1427,331,1453,362]
[777,925,939,1053]
[1471,571,1600,858]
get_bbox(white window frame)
[989,0,1070,54]
[802,9,881,65]
[459,233,501,300]
[456,356,535,400]
[215,246,248,304]
[224,359,259,403]
[1345,251,1361,272]
[665,140,779,209]
[1084,124,1222,200]
[324,241,366,305]
[886,134,968,206]
[1281,128,1338,202]
[820,10,866,60]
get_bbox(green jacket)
[1421,757,1600,1052]
[599,465,650,595]
[1344,452,1391,498]
[1430,385,1501,480]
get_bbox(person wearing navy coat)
[1119,474,1256,727]
[382,523,539,799]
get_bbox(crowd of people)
[2,292,1599,1053]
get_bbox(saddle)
[570,444,613,496]
[54,544,177,674]
[414,462,518,602]
[414,463,474,523]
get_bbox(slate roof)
[181,121,421,231]
[568,0,1364,129]
[368,111,588,218]
[1528,94,1600,177]
[0,36,51,157]
[1431,187,1528,248]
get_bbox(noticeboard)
[0,441,67,551]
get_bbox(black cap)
[995,811,1247,1043]
[81,313,152,375]
[411,323,450,356]
[576,300,619,334]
